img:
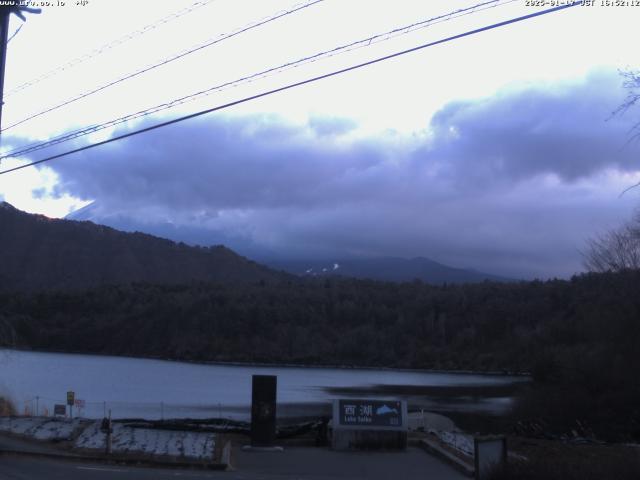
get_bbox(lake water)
[0,349,526,420]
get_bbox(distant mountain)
[266,257,512,284]
[0,202,285,292]
[66,202,511,285]
[66,201,274,261]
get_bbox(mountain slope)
[0,202,284,291]
[66,202,512,285]
[267,257,513,284]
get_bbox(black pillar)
[250,374,277,446]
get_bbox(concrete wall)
[332,429,407,450]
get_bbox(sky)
[0,0,639,279]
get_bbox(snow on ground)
[408,411,458,432]
[74,421,215,460]
[408,411,474,458]
[0,416,88,440]
[0,417,215,460]
[432,430,474,457]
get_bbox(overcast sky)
[0,0,639,278]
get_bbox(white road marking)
[76,466,128,473]
[170,472,219,478]
[76,464,219,477]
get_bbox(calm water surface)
[0,349,526,420]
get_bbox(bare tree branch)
[612,69,640,195]
[583,211,640,272]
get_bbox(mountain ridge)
[266,256,513,284]
[65,201,513,284]
[0,201,285,292]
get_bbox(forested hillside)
[266,256,511,284]
[0,202,284,291]
[0,271,636,371]
[2,270,639,439]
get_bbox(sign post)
[74,398,85,417]
[66,391,75,419]
[332,399,408,450]
[100,410,113,455]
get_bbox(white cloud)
[22,69,639,278]
[2,1,640,278]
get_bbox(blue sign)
[338,399,402,427]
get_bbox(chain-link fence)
[17,396,331,422]
[19,396,250,420]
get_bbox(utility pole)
[0,2,40,136]
[0,5,12,132]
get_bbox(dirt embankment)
[491,437,640,480]
[0,397,16,416]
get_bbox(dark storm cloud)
[419,70,635,186]
[42,69,640,278]
[50,113,390,212]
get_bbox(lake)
[0,349,527,420]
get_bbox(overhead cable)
[0,2,583,176]
[1,0,325,133]
[4,0,219,98]
[0,0,514,159]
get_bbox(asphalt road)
[0,433,69,456]
[0,456,226,480]
[0,446,468,480]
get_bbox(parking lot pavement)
[0,446,468,480]
[233,445,469,479]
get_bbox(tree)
[587,71,640,272]
[616,69,640,131]
[0,317,16,347]
[615,69,640,196]
[583,211,640,272]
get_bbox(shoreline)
[0,347,530,378]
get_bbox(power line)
[0,1,582,176]
[3,0,218,99]
[0,0,513,159]
[7,23,22,44]
[1,0,325,133]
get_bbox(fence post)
[106,409,112,455]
